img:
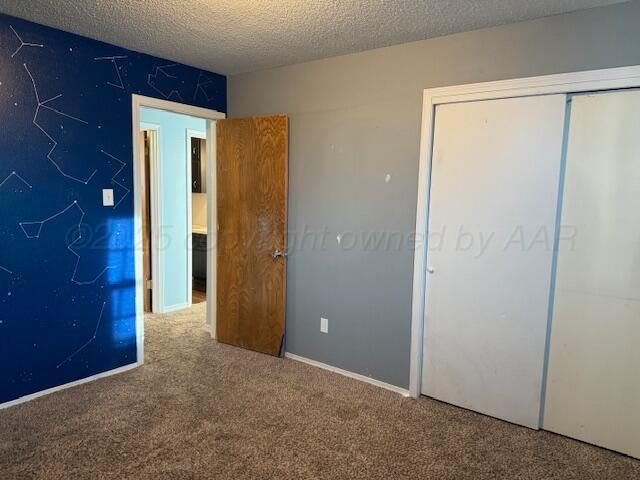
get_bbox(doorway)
[132,95,226,363]
[187,130,208,305]
[139,110,208,314]
[132,99,289,367]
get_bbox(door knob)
[427,266,435,274]
[271,249,287,261]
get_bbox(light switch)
[102,189,114,207]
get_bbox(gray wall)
[228,1,640,389]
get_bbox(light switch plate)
[102,189,114,207]
[320,317,328,334]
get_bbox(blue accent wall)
[0,13,226,404]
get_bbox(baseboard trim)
[161,302,191,314]
[284,352,410,397]
[0,362,141,410]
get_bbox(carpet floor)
[1,303,638,480]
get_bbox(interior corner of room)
[1,1,640,477]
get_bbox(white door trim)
[205,119,218,338]
[132,94,225,365]
[409,65,640,398]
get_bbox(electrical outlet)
[320,317,328,334]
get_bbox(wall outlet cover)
[320,317,328,333]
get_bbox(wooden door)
[141,131,153,312]
[216,115,288,356]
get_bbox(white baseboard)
[160,302,191,314]
[284,352,410,397]
[0,362,141,410]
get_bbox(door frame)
[409,65,640,398]
[139,123,160,312]
[132,94,226,365]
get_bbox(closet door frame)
[409,65,640,398]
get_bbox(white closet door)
[544,91,640,458]
[423,95,566,428]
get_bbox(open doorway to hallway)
[189,132,208,306]
[132,94,289,365]
[139,107,209,314]
[132,96,225,354]
[139,123,210,310]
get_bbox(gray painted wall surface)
[228,1,640,389]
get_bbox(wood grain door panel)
[216,115,288,356]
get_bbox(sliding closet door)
[544,91,640,458]
[422,95,566,428]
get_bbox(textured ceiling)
[0,0,626,75]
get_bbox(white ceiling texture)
[0,0,625,75]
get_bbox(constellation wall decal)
[94,55,128,89]
[18,200,114,285]
[18,200,79,239]
[193,72,216,102]
[67,206,115,286]
[9,25,43,58]
[0,11,225,405]
[0,171,32,190]
[24,63,96,185]
[100,149,130,209]
[148,64,184,102]
[56,301,106,369]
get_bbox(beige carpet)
[1,303,638,480]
